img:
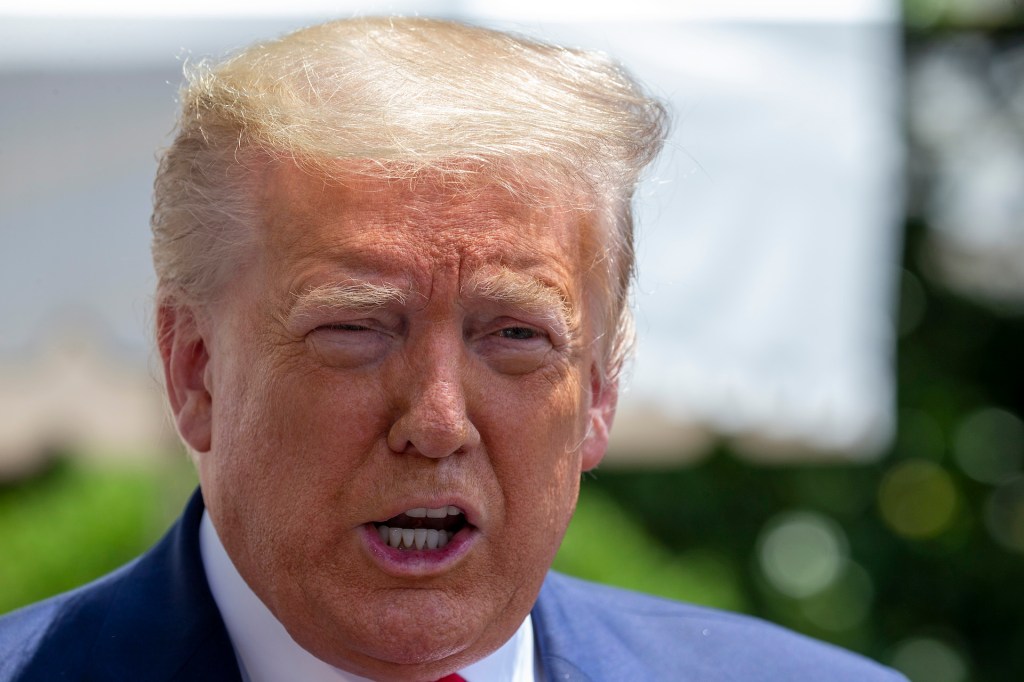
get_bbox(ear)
[580,366,617,472]
[157,303,213,453]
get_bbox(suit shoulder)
[536,572,907,682]
[0,596,64,679]
[0,563,132,680]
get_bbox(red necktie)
[433,675,466,682]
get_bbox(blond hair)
[151,16,667,381]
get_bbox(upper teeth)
[405,506,461,518]
[376,506,463,550]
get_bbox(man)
[0,17,905,682]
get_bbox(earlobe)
[580,368,617,472]
[157,303,213,453]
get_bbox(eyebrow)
[289,281,408,322]
[287,270,577,338]
[462,268,577,339]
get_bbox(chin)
[302,630,485,682]
[284,589,504,678]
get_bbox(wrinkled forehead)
[253,161,607,285]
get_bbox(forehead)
[256,164,594,291]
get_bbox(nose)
[386,342,481,459]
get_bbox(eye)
[322,323,371,332]
[307,321,391,367]
[495,326,542,341]
[473,321,556,376]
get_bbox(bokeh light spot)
[953,407,1024,484]
[879,460,959,538]
[757,511,847,599]
[984,476,1024,553]
[890,636,968,682]
[799,561,874,632]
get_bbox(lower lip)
[360,524,476,576]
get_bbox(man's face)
[165,164,614,680]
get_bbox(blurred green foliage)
[565,458,904,660]
[904,0,1023,29]
[0,456,196,615]
[554,485,746,613]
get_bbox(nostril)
[386,407,481,458]
[386,364,482,457]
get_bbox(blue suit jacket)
[0,490,905,681]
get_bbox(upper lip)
[371,498,479,528]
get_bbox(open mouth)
[373,506,470,550]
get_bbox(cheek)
[202,362,398,602]
[203,352,382,526]
[483,372,589,544]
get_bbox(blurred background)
[1,1,1022,680]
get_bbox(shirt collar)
[199,510,537,682]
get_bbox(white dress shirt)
[199,511,538,682]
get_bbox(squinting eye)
[496,327,541,340]
[323,323,370,332]
[307,322,392,369]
